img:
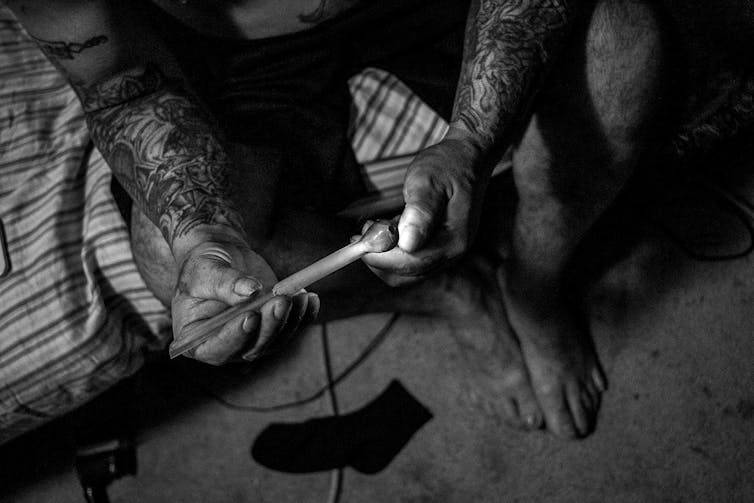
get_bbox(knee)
[529,0,669,175]
[584,0,668,143]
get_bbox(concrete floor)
[1,160,754,502]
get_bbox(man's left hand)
[362,132,490,286]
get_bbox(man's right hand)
[170,239,320,366]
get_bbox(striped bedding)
[0,7,451,444]
[0,10,171,444]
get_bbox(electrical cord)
[321,322,343,503]
[179,314,399,503]
[184,313,400,413]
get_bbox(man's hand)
[171,239,319,366]
[362,131,490,286]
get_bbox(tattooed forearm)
[452,0,576,148]
[78,66,244,248]
[298,0,359,24]
[31,34,109,60]
[74,63,166,113]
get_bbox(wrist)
[444,125,492,157]
[171,224,249,265]
[442,126,497,177]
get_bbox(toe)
[593,366,608,391]
[566,381,590,437]
[536,382,578,439]
[585,378,601,410]
[500,397,524,429]
[515,387,544,430]
[499,366,542,430]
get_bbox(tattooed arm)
[7,0,314,364]
[78,65,246,256]
[363,0,577,285]
[451,0,574,149]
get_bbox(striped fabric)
[349,67,448,166]
[344,67,511,220]
[0,10,170,445]
[0,12,455,443]
[344,68,449,219]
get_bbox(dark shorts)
[143,0,469,212]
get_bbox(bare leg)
[502,0,667,438]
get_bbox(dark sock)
[251,379,432,474]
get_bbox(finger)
[399,175,446,252]
[308,293,321,320]
[260,292,310,357]
[242,296,291,361]
[242,313,261,334]
[361,220,375,235]
[184,258,263,306]
[361,243,445,274]
[191,312,252,365]
[362,262,426,287]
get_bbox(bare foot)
[500,264,607,439]
[419,256,544,431]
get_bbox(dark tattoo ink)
[75,63,166,114]
[298,0,358,24]
[673,72,754,157]
[31,34,109,60]
[77,65,244,247]
[452,0,574,148]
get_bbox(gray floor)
[2,161,754,502]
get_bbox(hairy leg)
[502,0,667,438]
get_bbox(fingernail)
[242,315,257,333]
[524,415,538,429]
[398,224,423,252]
[242,350,258,362]
[308,293,321,317]
[234,277,261,296]
[273,300,290,320]
[361,220,374,235]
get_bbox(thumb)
[181,245,263,305]
[399,176,445,253]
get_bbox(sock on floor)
[251,379,433,474]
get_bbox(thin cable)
[321,323,343,503]
[186,313,400,412]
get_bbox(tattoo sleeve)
[73,64,245,250]
[452,0,576,149]
[298,0,359,24]
[31,34,109,60]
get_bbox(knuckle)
[500,369,528,390]
[196,354,226,366]
[450,234,469,257]
[405,171,438,195]
[536,381,560,397]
